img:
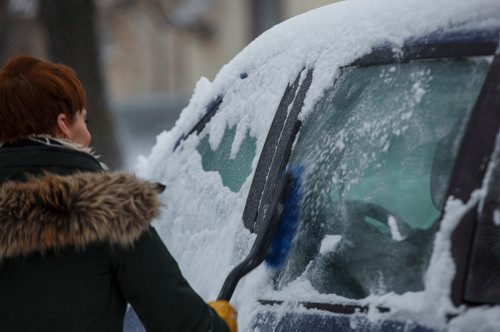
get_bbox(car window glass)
[277,57,491,299]
[197,125,257,192]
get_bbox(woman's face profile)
[57,108,92,147]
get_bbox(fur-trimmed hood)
[0,172,162,259]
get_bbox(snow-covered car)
[134,0,500,330]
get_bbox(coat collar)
[0,171,162,259]
[0,136,108,170]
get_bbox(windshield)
[276,57,491,299]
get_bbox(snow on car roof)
[140,0,500,167]
[137,0,500,330]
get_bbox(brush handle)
[217,175,291,301]
[217,254,261,301]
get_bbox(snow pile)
[495,210,500,226]
[319,235,342,255]
[136,0,500,330]
[387,216,405,241]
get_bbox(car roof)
[146,0,500,162]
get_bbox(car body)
[133,0,500,331]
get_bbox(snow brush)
[217,166,303,301]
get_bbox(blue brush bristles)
[265,165,304,270]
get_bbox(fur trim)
[0,172,161,259]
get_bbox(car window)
[197,125,257,192]
[276,57,491,299]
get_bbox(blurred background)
[0,0,338,170]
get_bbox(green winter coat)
[0,138,229,332]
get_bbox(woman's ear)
[56,113,71,138]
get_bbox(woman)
[0,55,236,332]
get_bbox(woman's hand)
[208,300,237,332]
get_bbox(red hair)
[0,55,87,141]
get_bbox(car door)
[253,28,500,331]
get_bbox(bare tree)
[250,0,283,39]
[0,0,11,64]
[40,0,122,169]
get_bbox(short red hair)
[0,55,87,142]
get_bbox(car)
[130,0,500,330]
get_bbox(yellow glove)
[208,300,237,332]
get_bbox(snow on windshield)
[136,0,500,330]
